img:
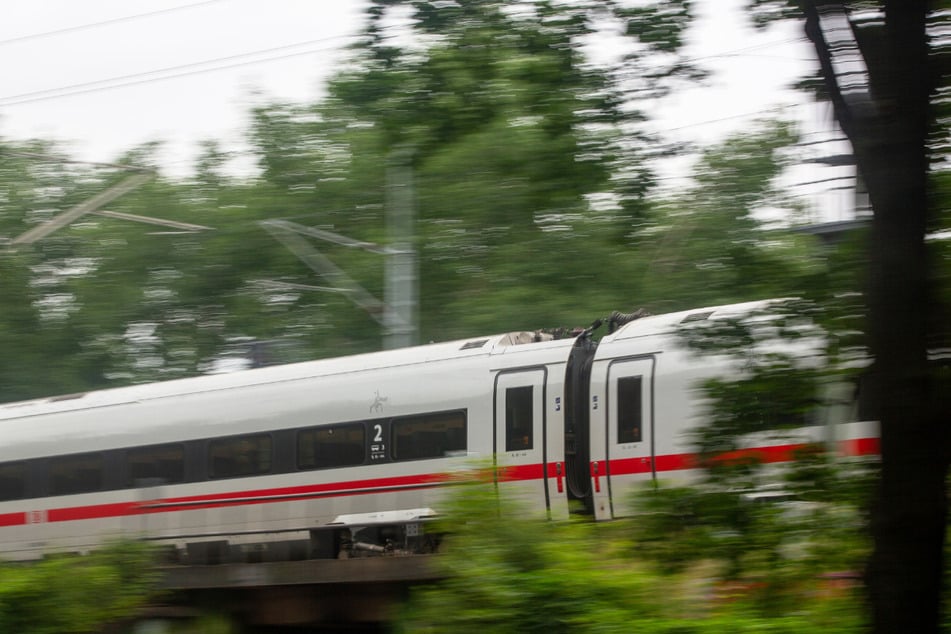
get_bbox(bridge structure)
[153,555,441,631]
[135,511,445,632]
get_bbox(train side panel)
[587,332,723,520]
[489,340,572,520]
[0,352,495,559]
[0,300,878,559]
[0,336,575,560]
[588,302,874,520]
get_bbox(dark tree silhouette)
[752,1,949,631]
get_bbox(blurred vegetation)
[0,0,852,402]
[400,294,872,628]
[398,482,866,633]
[400,294,876,631]
[0,540,157,633]
[0,0,946,630]
[651,296,876,583]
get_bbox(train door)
[605,357,655,518]
[493,369,550,514]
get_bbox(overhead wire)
[0,35,355,107]
[0,9,845,202]
[679,36,809,64]
[0,148,154,172]
[658,104,797,133]
[0,27,810,108]
[0,0,224,47]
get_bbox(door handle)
[591,461,601,493]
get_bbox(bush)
[398,483,864,633]
[0,540,157,633]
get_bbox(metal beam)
[9,172,155,247]
[259,149,418,349]
[252,279,348,294]
[265,220,389,254]
[260,220,389,324]
[90,209,213,232]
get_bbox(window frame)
[617,375,644,444]
[126,443,186,487]
[49,452,105,496]
[296,422,367,471]
[504,385,534,452]
[0,461,27,502]
[208,433,273,480]
[391,410,467,462]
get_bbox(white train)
[0,300,877,562]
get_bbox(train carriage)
[0,300,877,561]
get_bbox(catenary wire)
[0,36,354,106]
[0,32,810,108]
[0,1,224,47]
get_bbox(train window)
[392,411,466,461]
[0,462,26,501]
[617,376,643,444]
[49,453,104,496]
[209,434,272,479]
[127,444,185,487]
[505,386,534,451]
[297,423,366,470]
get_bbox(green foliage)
[0,2,824,402]
[616,295,875,621]
[635,120,826,313]
[162,613,237,634]
[400,482,692,632]
[400,483,864,633]
[628,476,870,579]
[318,0,659,340]
[0,540,158,633]
[673,298,832,456]
[620,1,694,53]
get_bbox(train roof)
[0,328,575,424]
[607,298,781,341]
[0,298,782,425]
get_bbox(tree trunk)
[800,1,947,632]
[863,138,945,634]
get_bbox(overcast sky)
[0,0,854,220]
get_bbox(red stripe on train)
[497,463,545,482]
[48,502,138,523]
[841,437,880,456]
[1,438,879,526]
[3,473,453,526]
[154,472,448,508]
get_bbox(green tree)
[634,119,826,312]
[0,2,866,420]
[627,298,874,577]
[0,142,128,400]
[745,3,951,631]
[0,541,157,633]
[247,0,707,343]
[400,483,863,633]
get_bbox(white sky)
[0,0,855,221]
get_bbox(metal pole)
[384,147,418,350]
